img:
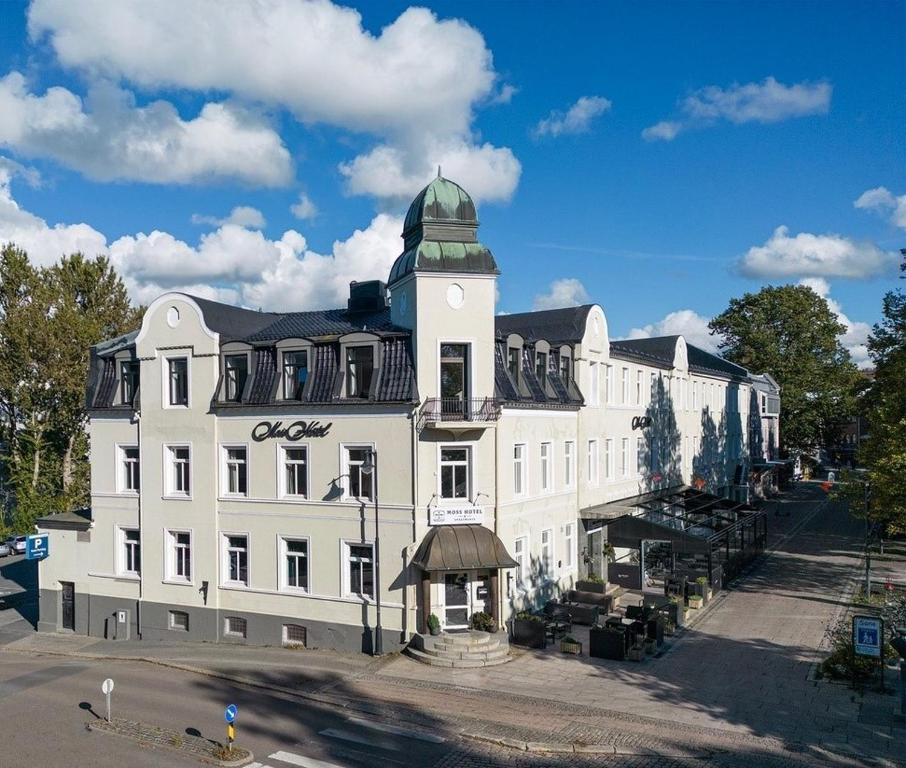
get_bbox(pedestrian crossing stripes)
[269,750,348,768]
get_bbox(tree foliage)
[858,252,906,534]
[0,245,140,534]
[709,284,860,456]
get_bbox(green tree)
[709,284,860,457]
[858,251,906,534]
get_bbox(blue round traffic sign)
[225,704,237,723]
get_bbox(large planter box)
[560,638,582,655]
[575,580,606,594]
[510,618,546,649]
[589,627,626,660]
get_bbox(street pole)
[864,481,871,599]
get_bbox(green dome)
[403,176,478,234]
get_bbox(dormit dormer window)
[559,354,571,383]
[507,347,520,384]
[282,350,308,400]
[535,350,547,388]
[224,354,248,402]
[120,360,139,406]
[346,346,374,399]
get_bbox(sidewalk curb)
[461,731,713,758]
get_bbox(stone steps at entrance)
[405,630,511,668]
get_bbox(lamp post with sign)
[360,449,382,656]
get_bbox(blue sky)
[0,1,903,365]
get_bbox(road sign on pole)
[101,678,115,722]
[224,704,237,723]
[25,533,49,560]
[224,704,237,753]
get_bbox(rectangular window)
[224,354,248,402]
[651,437,660,473]
[605,365,614,404]
[224,616,247,638]
[120,445,140,493]
[347,543,374,599]
[541,528,553,575]
[345,447,374,501]
[637,437,644,474]
[559,354,571,382]
[283,624,307,647]
[345,346,374,399]
[535,351,547,388]
[224,535,248,586]
[282,350,309,400]
[605,438,614,480]
[507,347,521,384]
[167,446,191,496]
[168,357,188,406]
[223,446,247,496]
[120,360,140,406]
[168,530,191,581]
[169,611,189,632]
[650,372,657,402]
[282,446,308,498]
[440,447,470,500]
[587,439,598,486]
[636,370,642,406]
[621,367,629,404]
[694,381,699,410]
[513,443,526,496]
[564,523,574,569]
[621,438,629,478]
[282,538,309,591]
[564,441,575,488]
[540,442,552,492]
[589,362,599,406]
[122,528,141,575]
[514,537,528,587]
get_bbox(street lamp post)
[361,449,382,655]
[864,479,872,599]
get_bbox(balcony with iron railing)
[418,397,501,431]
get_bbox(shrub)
[583,572,604,584]
[515,611,543,623]
[470,611,495,632]
[426,613,441,633]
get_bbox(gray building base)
[38,589,403,655]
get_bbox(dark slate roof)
[495,305,594,344]
[610,336,749,380]
[36,508,92,531]
[687,344,749,379]
[493,339,583,408]
[247,307,402,342]
[192,296,280,342]
[375,337,418,402]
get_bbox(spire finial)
[437,164,442,179]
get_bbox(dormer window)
[559,354,571,383]
[168,358,188,406]
[224,355,248,402]
[346,346,374,399]
[120,360,139,406]
[535,351,547,388]
[282,350,308,400]
[507,347,520,384]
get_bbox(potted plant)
[560,634,582,655]
[511,611,546,648]
[576,571,606,594]
[688,594,704,610]
[470,611,495,633]
[427,613,441,636]
[694,576,711,605]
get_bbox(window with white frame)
[650,437,660,473]
[587,439,598,485]
[119,445,139,493]
[222,446,247,496]
[540,442,552,492]
[604,438,614,480]
[166,445,191,496]
[513,443,526,496]
[344,447,373,500]
[282,350,308,400]
[224,616,247,638]
[167,530,191,581]
[223,534,249,586]
[540,528,553,576]
[281,537,309,592]
[605,364,614,404]
[346,542,374,598]
[440,446,470,500]
[564,523,574,569]
[224,354,248,402]
[168,357,188,406]
[650,372,657,401]
[589,362,599,406]
[281,446,308,498]
[694,381,699,410]
[564,441,575,488]
[120,528,141,575]
[636,370,642,405]
[636,437,644,474]
[345,346,374,399]
[621,438,629,478]
[120,360,140,406]
[514,537,528,587]
[621,367,629,404]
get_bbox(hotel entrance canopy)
[411,524,517,572]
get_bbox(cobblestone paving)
[89,717,244,763]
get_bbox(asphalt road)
[0,553,37,633]
[0,652,451,768]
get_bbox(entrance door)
[61,582,75,631]
[443,572,470,629]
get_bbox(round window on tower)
[167,306,180,328]
[446,283,465,309]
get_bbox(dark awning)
[412,524,518,571]
[606,513,713,555]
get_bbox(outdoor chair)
[541,603,572,640]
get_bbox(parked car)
[0,541,10,557]
[5,536,26,555]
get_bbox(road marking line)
[319,727,399,751]
[269,750,347,768]
[346,716,445,743]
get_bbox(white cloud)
[0,73,291,186]
[28,1,518,204]
[643,77,831,141]
[797,278,872,369]
[854,186,906,229]
[290,193,317,221]
[489,84,518,105]
[532,278,590,311]
[192,206,266,229]
[627,309,719,353]
[739,225,897,279]
[0,168,403,311]
[533,96,611,138]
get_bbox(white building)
[37,176,777,653]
